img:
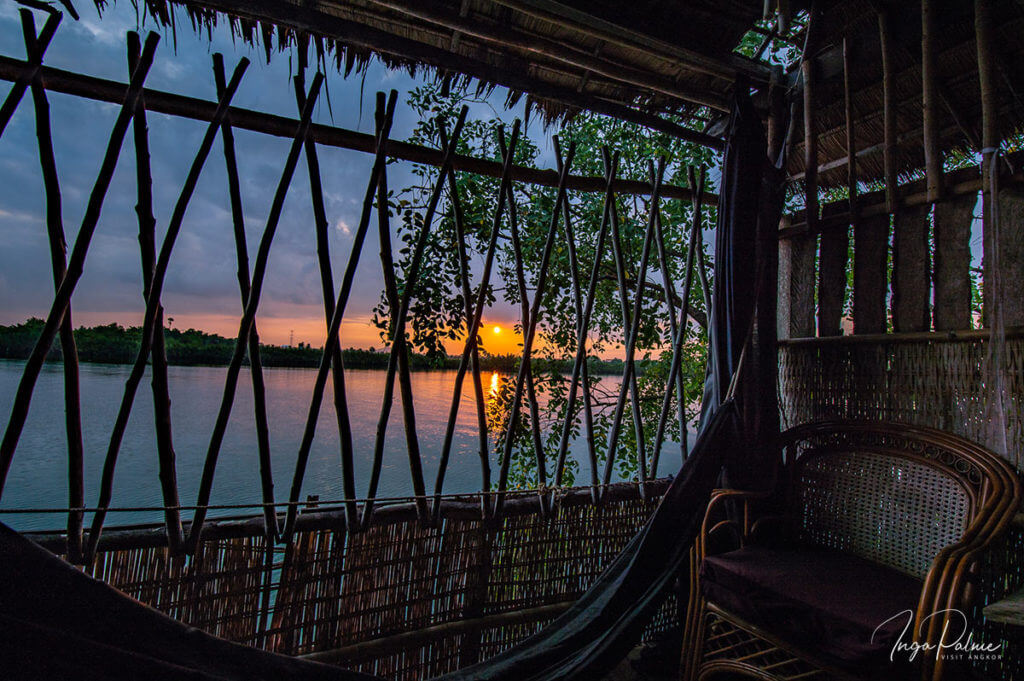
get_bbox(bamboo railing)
[0,10,709,671]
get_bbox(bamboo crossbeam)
[219,55,278,540]
[488,0,771,85]
[23,10,86,563]
[129,34,184,554]
[0,31,160,501]
[88,54,250,563]
[187,70,320,553]
[0,55,717,203]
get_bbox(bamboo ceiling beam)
[0,55,719,201]
[487,0,773,84]
[170,0,726,148]
[361,0,730,112]
[921,0,944,202]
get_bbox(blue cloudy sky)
[0,1,544,350]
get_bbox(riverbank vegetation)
[0,318,635,375]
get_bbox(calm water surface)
[0,360,682,531]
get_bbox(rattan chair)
[681,421,1021,681]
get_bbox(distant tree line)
[0,319,630,374]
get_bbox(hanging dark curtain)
[0,86,785,681]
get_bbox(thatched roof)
[93,0,1024,184]
[96,0,792,149]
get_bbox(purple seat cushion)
[701,546,922,669]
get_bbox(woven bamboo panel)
[83,491,668,680]
[88,535,270,648]
[779,337,1024,470]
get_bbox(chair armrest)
[698,489,773,561]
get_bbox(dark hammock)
[0,89,777,681]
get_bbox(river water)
[0,360,684,532]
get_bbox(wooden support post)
[997,188,1024,327]
[977,0,1005,329]
[922,0,944,203]
[853,213,890,334]
[933,194,975,331]
[817,212,848,337]
[778,226,816,339]
[891,204,932,332]
[878,8,898,214]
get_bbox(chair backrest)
[780,422,1002,579]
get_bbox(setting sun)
[492,326,501,334]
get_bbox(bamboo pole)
[0,10,59,138]
[651,167,704,475]
[0,55,718,202]
[495,140,575,518]
[844,37,858,224]
[977,0,998,328]
[498,131,550,509]
[878,8,897,214]
[802,56,818,235]
[602,150,654,497]
[22,10,85,563]
[432,122,522,522]
[922,0,944,203]
[128,33,184,553]
[186,71,320,553]
[217,54,278,540]
[378,118,429,527]
[652,166,687,458]
[0,31,160,501]
[294,72,358,531]
[602,158,663,499]
[88,56,250,563]
[361,107,468,529]
[552,138,600,495]
[281,91,399,543]
[436,137,490,509]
